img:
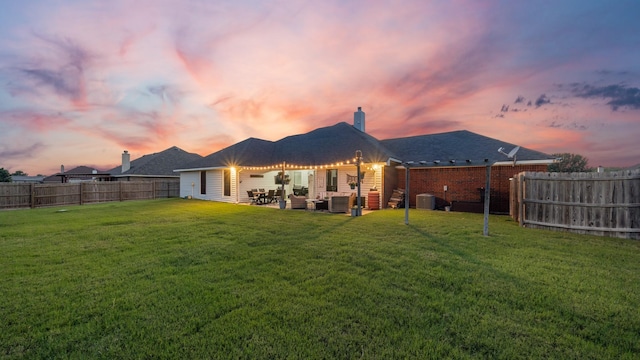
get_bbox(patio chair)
[275,189,285,200]
[266,189,276,203]
[246,190,257,204]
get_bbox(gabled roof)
[381,130,555,165]
[109,146,202,176]
[178,122,399,171]
[272,122,397,165]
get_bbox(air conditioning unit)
[416,194,435,210]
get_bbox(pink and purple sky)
[1,0,639,175]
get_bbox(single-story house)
[107,146,203,181]
[43,146,203,183]
[175,108,554,213]
[43,165,111,183]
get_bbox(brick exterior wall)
[396,164,548,213]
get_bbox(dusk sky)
[1,0,639,175]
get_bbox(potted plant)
[348,181,357,189]
[274,172,290,185]
[351,205,364,216]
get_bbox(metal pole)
[356,150,362,216]
[281,161,286,202]
[483,164,491,236]
[404,164,409,225]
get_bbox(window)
[293,171,302,186]
[223,169,231,196]
[326,169,338,192]
[200,171,206,194]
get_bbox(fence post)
[30,183,35,208]
[80,183,84,205]
[119,181,123,201]
[153,181,156,199]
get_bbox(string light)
[240,157,370,171]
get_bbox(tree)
[11,170,28,176]
[548,153,592,173]
[0,168,11,182]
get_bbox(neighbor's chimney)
[60,165,65,174]
[122,150,130,173]
[353,107,365,132]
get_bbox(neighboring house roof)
[43,165,109,182]
[178,122,399,171]
[381,130,556,165]
[177,124,554,171]
[11,175,46,183]
[109,146,203,177]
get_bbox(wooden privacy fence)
[510,170,640,240]
[0,180,180,209]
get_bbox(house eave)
[174,166,228,173]
[112,174,179,178]
[394,158,554,169]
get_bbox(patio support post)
[279,161,286,209]
[404,163,410,225]
[356,150,362,216]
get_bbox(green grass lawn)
[1,199,639,359]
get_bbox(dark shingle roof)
[177,126,553,170]
[180,138,276,169]
[272,122,397,165]
[381,130,555,164]
[179,122,399,170]
[109,146,202,176]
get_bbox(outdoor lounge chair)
[289,194,307,209]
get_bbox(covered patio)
[236,158,386,214]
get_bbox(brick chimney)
[122,150,130,173]
[354,107,365,132]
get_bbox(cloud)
[544,119,587,131]
[535,94,551,107]
[147,84,184,104]
[514,95,526,104]
[0,142,45,160]
[11,32,94,108]
[569,83,640,111]
[0,109,73,132]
